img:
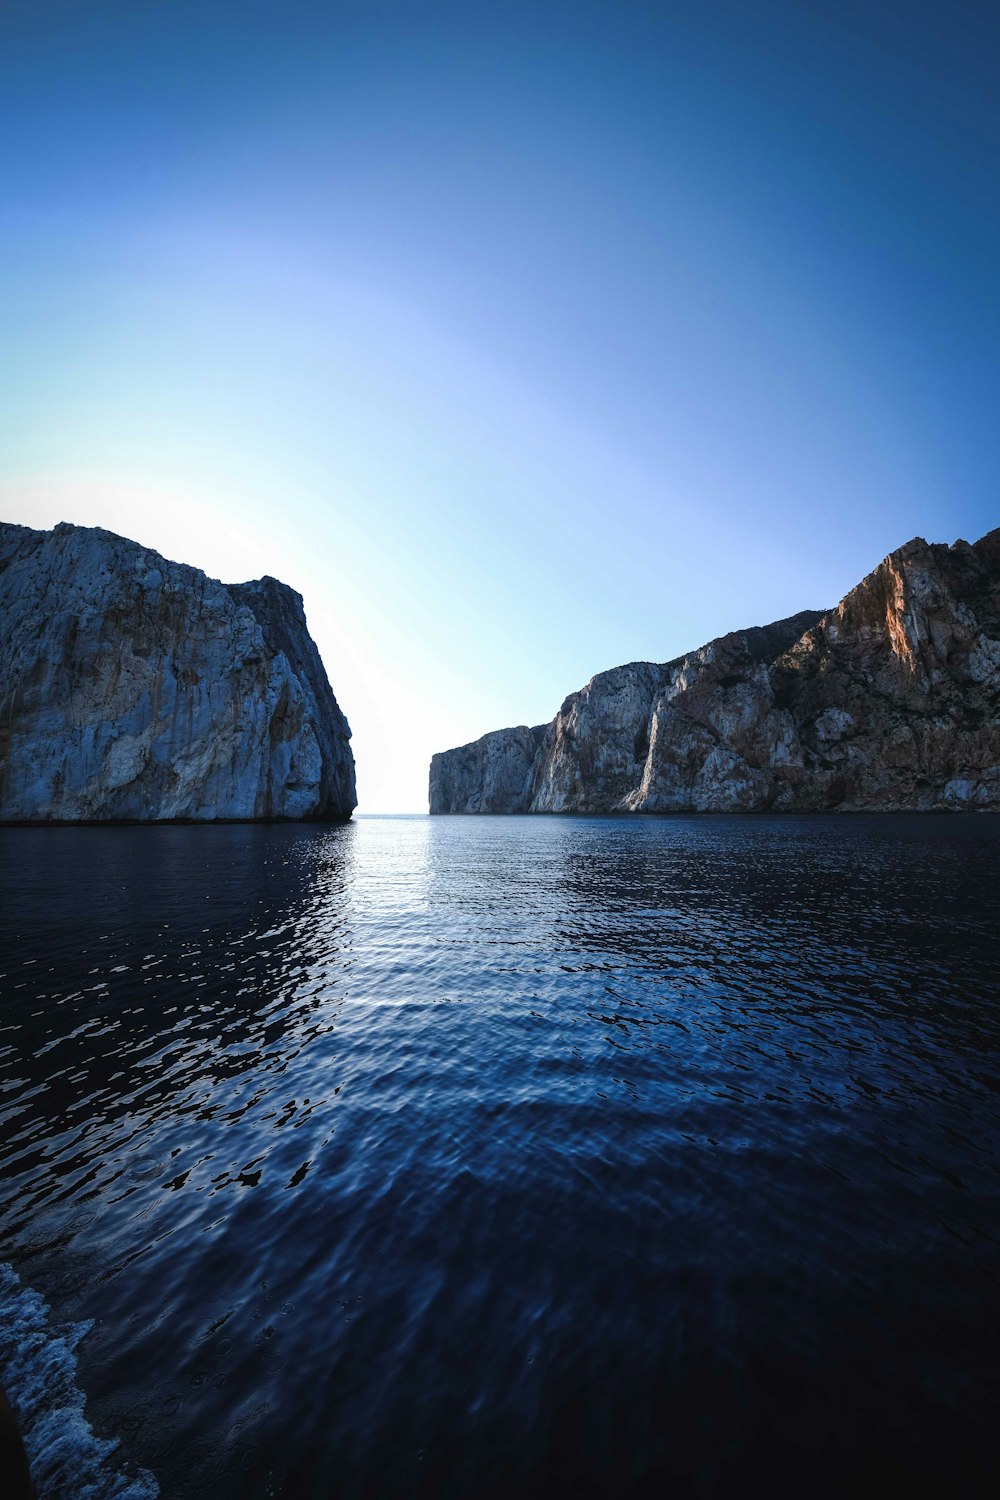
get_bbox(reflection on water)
[2,815,1000,1497]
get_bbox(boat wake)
[0,1264,158,1499]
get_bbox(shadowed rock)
[0,521,356,822]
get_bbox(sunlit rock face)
[430,529,1000,813]
[0,521,356,822]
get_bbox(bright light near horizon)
[2,3,995,817]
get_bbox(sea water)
[1,814,999,1497]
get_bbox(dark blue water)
[2,815,1000,1498]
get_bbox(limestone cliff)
[427,723,547,815]
[430,529,1000,813]
[0,521,356,822]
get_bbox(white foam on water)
[0,1263,159,1499]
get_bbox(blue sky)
[2,1,997,810]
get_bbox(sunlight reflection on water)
[2,814,1000,1497]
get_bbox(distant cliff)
[0,522,356,822]
[430,529,1000,814]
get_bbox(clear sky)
[1,1,997,810]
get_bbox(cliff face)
[427,723,546,815]
[0,522,356,822]
[430,530,1000,814]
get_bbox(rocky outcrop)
[0,522,356,822]
[427,723,547,815]
[430,529,1000,813]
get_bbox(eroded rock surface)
[430,530,1000,813]
[0,522,356,821]
[427,723,546,815]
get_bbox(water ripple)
[1,814,1000,1497]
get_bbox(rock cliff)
[430,529,1000,813]
[0,521,356,822]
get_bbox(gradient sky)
[2,0,997,810]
